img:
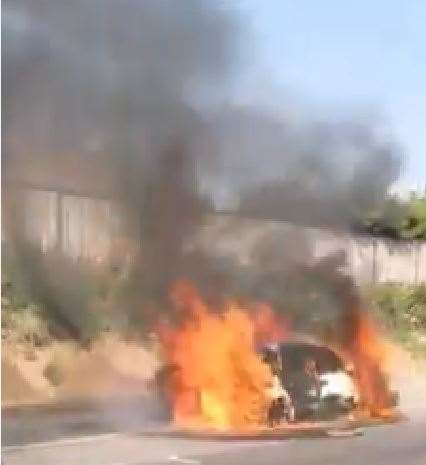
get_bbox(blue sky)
[235,0,426,188]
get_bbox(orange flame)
[252,302,290,348]
[158,279,283,429]
[349,313,394,417]
[158,279,395,428]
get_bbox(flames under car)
[263,341,359,424]
[156,340,361,426]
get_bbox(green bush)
[356,195,426,239]
[369,285,426,331]
[367,284,426,356]
[2,243,110,342]
[2,301,51,347]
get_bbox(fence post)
[56,192,64,253]
[414,241,419,285]
[372,237,378,284]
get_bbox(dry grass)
[2,333,160,406]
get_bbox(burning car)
[263,341,359,422]
[156,280,399,430]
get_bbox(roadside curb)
[134,412,405,441]
[2,395,152,417]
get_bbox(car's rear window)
[280,343,343,374]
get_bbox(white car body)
[319,371,359,403]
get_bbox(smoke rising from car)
[4,0,401,341]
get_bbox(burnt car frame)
[263,341,359,422]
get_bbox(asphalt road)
[2,404,426,465]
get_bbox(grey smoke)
[3,0,402,339]
[208,106,401,225]
[3,0,240,336]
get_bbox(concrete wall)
[196,216,426,285]
[308,228,425,285]
[14,191,426,284]
[20,189,128,262]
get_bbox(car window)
[280,344,343,374]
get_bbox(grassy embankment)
[1,251,160,406]
[2,245,426,405]
[366,284,426,358]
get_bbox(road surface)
[2,401,426,465]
